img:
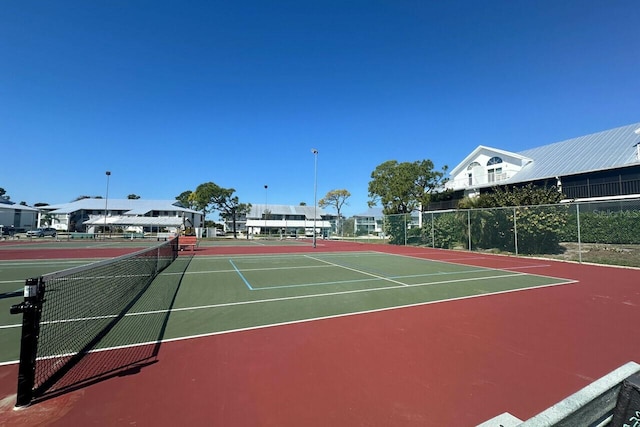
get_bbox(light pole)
[264,184,268,237]
[312,149,318,248]
[104,171,111,238]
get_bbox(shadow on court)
[30,254,194,404]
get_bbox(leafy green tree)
[189,184,215,232]
[368,159,447,244]
[127,194,141,199]
[319,189,351,236]
[190,182,251,238]
[176,191,195,209]
[341,217,355,237]
[385,213,410,245]
[368,160,448,214]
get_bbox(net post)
[10,277,44,407]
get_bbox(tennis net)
[10,237,179,406]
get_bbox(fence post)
[431,212,435,248]
[467,210,472,251]
[513,207,518,256]
[576,203,582,264]
[404,214,407,246]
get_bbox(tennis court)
[1,238,639,425]
[162,251,572,336]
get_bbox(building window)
[486,157,504,183]
[487,156,503,166]
[467,162,481,186]
[488,167,502,183]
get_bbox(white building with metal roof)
[231,204,333,238]
[444,122,640,204]
[352,207,421,237]
[39,198,203,233]
[0,197,39,233]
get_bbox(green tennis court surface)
[0,251,574,364]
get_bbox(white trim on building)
[446,145,533,197]
[229,204,334,237]
[39,199,203,233]
[444,122,640,202]
[0,199,39,232]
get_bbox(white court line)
[375,250,574,284]
[0,256,563,330]
[0,276,578,368]
[0,260,94,267]
[304,254,409,287]
[0,253,578,366]
[182,264,335,275]
[26,271,566,328]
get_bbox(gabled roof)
[83,216,185,226]
[449,146,533,177]
[449,122,640,188]
[42,198,201,215]
[0,203,39,212]
[353,207,384,218]
[506,122,640,184]
[249,204,328,219]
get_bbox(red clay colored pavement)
[1,243,639,426]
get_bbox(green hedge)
[389,207,640,252]
[560,210,640,244]
[400,206,567,254]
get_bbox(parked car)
[26,227,57,237]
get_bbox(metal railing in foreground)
[478,361,640,427]
[9,237,179,407]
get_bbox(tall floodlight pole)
[264,184,268,237]
[312,149,318,248]
[104,171,111,238]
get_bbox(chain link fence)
[384,198,640,266]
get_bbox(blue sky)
[2,1,639,218]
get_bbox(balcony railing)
[447,171,514,190]
[563,178,640,199]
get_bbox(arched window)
[467,162,481,170]
[487,156,503,166]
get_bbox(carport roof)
[83,216,185,227]
[43,199,200,215]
